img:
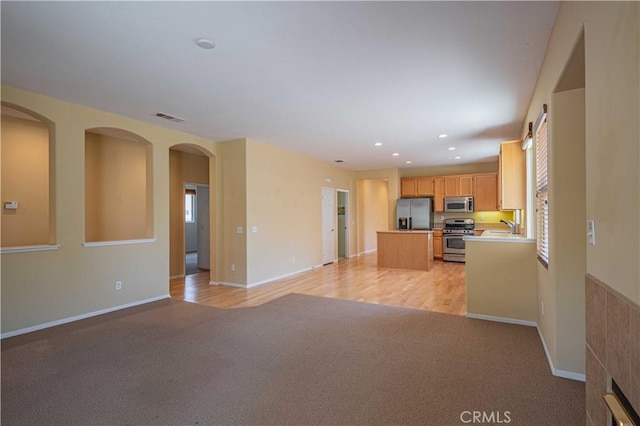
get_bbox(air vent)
[154,112,184,123]
[334,160,344,163]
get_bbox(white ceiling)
[1,1,558,171]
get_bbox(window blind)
[535,105,549,267]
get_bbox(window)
[535,105,549,267]
[185,189,196,223]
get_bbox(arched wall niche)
[85,127,153,242]
[1,102,56,247]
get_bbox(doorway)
[321,187,336,265]
[168,145,213,280]
[337,189,349,258]
[185,184,210,275]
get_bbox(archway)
[168,143,217,283]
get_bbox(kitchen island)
[377,230,434,271]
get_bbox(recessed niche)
[1,103,54,248]
[85,128,153,243]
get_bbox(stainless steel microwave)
[444,196,474,213]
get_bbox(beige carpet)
[1,295,585,425]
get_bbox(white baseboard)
[215,265,323,289]
[536,325,586,382]
[357,248,377,256]
[1,294,171,339]
[465,313,537,327]
[467,314,585,382]
[170,274,185,280]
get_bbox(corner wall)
[521,1,639,418]
[244,138,356,285]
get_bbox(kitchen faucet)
[500,219,517,234]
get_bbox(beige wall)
[356,168,399,231]
[218,139,248,285]
[169,149,209,277]
[466,241,537,322]
[525,2,639,304]
[523,2,639,377]
[550,88,586,373]
[1,115,50,246]
[85,132,150,242]
[399,162,498,178]
[245,138,356,285]
[357,179,389,253]
[0,86,218,335]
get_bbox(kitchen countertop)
[378,230,434,234]
[464,230,535,243]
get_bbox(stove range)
[442,218,475,262]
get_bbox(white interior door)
[322,187,336,265]
[196,185,210,270]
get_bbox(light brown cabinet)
[402,171,500,213]
[499,141,526,210]
[433,229,443,259]
[400,178,418,197]
[459,175,473,196]
[444,176,459,197]
[443,175,473,197]
[474,173,498,211]
[434,177,445,212]
[417,177,434,196]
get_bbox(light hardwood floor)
[170,252,467,315]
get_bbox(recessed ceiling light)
[448,147,456,151]
[392,153,400,156]
[454,156,462,160]
[374,142,383,146]
[405,161,412,164]
[196,38,216,49]
[438,134,448,138]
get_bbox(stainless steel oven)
[442,218,475,263]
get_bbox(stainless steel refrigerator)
[397,198,433,230]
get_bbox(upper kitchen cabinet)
[459,175,473,196]
[444,176,458,197]
[498,140,526,210]
[434,177,445,212]
[401,177,435,197]
[417,177,435,196]
[443,175,473,197]
[400,178,418,197]
[474,173,498,211]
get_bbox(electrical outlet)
[231,264,235,272]
[115,281,122,291]
[236,226,243,234]
[252,226,258,233]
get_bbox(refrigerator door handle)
[409,217,412,229]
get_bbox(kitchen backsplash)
[434,211,515,226]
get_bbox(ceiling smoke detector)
[196,38,216,49]
[155,112,184,123]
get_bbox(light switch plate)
[587,220,596,245]
[252,226,258,233]
[236,226,243,234]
